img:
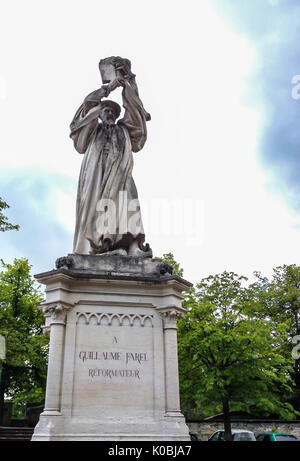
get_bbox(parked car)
[256,432,300,442]
[189,432,199,441]
[208,429,256,441]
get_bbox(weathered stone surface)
[71,57,151,257]
[55,254,178,279]
[31,266,191,441]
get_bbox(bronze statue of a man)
[70,57,151,257]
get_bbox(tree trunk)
[223,399,232,441]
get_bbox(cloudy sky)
[1,0,300,285]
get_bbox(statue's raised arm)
[99,56,151,152]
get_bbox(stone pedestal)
[31,255,192,441]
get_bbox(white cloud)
[1,0,300,284]
[0,76,6,100]
[54,188,76,233]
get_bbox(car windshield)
[233,432,256,441]
[275,435,299,441]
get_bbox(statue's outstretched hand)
[107,77,126,93]
[114,57,132,80]
[99,84,110,97]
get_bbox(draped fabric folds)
[70,79,149,255]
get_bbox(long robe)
[70,79,149,255]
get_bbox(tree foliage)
[251,265,300,411]
[178,271,298,440]
[0,197,19,232]
[0,258,48,419]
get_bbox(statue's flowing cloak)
[70,80,148,254]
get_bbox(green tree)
[252,265,300,411]
[178,271,297,441]
[0,197,19,232]
[0,258,48,422]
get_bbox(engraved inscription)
[78,350,149,380]
[88,368,140,379]
[73,309,154,416]
[79,351,122,362]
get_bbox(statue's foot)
[128,240,153,258]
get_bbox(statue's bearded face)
[99,107,117,125]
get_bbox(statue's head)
[99,100,121,125]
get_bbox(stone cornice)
[42,301,73,325]
[35,268,193,292]
[156,305,186,329]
